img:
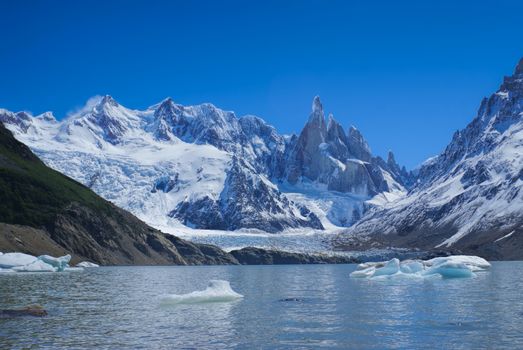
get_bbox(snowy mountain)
[335,58,523,259]
[0,95,405,234]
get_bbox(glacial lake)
[1,262,523,349]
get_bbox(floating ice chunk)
[425,255,490,272]
[372,258,400,277]
[350,255,489,279]
[0,253,37,268]
[12,260,56,272]
[160,280,244,305]
[76,261,100,268]
[38,255,71,272]
[423,262,474,278]
[400,261,424,274]
[0,252,81,273]
[349,266,376,278]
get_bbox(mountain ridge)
[1,95,407,233]
[334,57,523,260]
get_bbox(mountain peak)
[312,95,322,113]
[515,57,523,75]
[161,97,174,104]
[36,111,57,123]
[308,96,325,126]
[157,97,176,111]
[387,150,400,170]
[99,95,118,107]
[327,113,335,126]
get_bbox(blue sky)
[1,0,522,168]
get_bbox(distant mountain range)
[1,93,408,234]
[2,58,522,260]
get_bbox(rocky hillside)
[335,58,523,260]
[0,122,237,265]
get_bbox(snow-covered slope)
[1,95,406,234]
[336,58,523,259]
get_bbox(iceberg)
[350,255,490,279]
[13,260,56,272]
[0,253,38,268]
[76,261,100,268]
[0,252,79,273]
[38,255,71,272]
[160,280,244,305]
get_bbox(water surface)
[1,262,522,349]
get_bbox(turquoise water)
[1,262,522,349]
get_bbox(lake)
[1,262,523,349]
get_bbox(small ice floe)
[350,255,490,279]
[160,280,243,305]
[0,253,76,273]
[76,261,100,268]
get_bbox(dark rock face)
[284,96,406,195]
[230,247,356,265]
[87,96,130,144]
[347,126,371,162]
[151,175,178,193]
[170,157,323,232]
[0,110,33,134]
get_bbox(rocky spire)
[308,96,326,128]
[347,126,371,161]
[387,150,396,166]
[515,57,523,75]
[99,95,118,107]
[155,97,177,117]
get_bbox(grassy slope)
[0,123,110,229]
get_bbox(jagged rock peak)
[36,111,56,122]
[99,95,118,107]
[387,150,396,165]
[156,97,177,113]
[326,113,335,128]
[347,125,371,161]
[308,96,325,126]
[515,57,523,75]
[312,95,322,112]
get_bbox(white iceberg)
[160,280,244,305]
[76,261,100,268]
[0,253,38,268]
[12,259,56,272]
[350,255,490,279]
[38,254,71,272]
[0,252,79,273]
[424,255,491,272]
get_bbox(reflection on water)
[1,263,523,349]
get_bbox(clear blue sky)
[1,0,522,168]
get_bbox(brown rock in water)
[0,305,48,318]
